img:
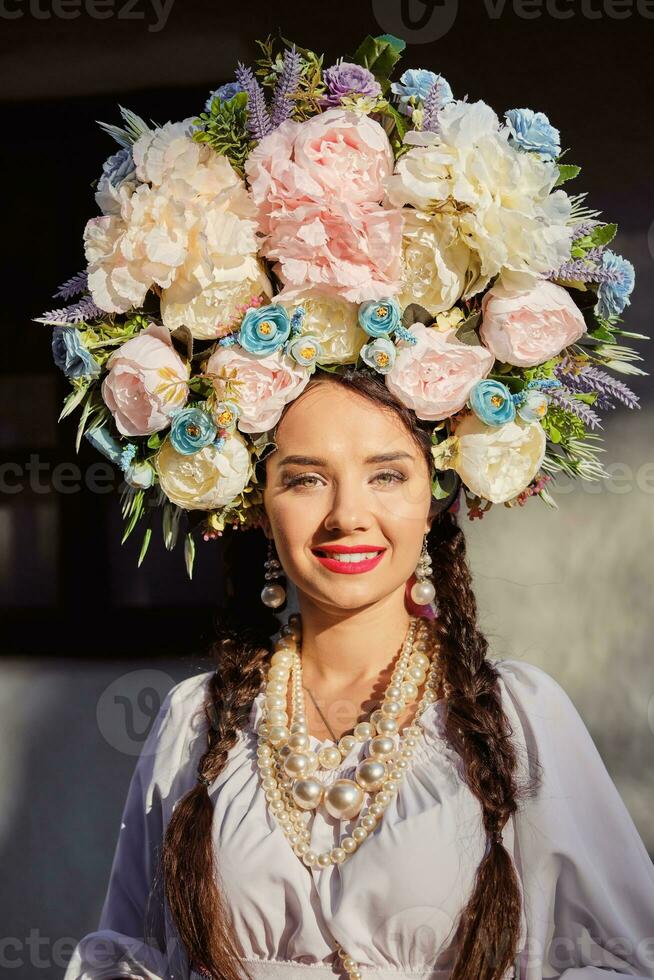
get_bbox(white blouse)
[63,657,654,980]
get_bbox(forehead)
[272,383,415,459]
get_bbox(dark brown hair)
[161,368,542,980]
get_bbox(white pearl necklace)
[254,614,442,979]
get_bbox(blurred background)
[1,1,653,976]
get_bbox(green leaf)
[351,35,405,92]
[147,432,163,450]
[431,469,458,500]
[455,312,482,347]
[554,164,581,186]
[137,527,152,567]
[184,532,196,580]
[587,222,617,249]
[58,382,90,421]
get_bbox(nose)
[322,475,375,536]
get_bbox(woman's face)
[262,382,434,614]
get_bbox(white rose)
[385,99,573,294]
[398,211,476,314]
[154,431,251,510]
[432,413,546,503]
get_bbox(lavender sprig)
[53,270,88,300]
[422,81,444,134]
[555,358,640,411]
[547,386,604,430]
[34,295,105,326]
[235,63,273,141]
[270,46,302,128]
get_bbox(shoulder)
[489,658,594,787]
[136,669,216,800]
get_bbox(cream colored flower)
[84,118,262,338]
[160,270,272,340]
[154,431,252,510]
[433,307,465,332]
[432,412,546,503]
[279,294,368,365]
[386,100,573,294]
[398,211,478,314]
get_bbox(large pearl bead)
[292,778,323,810]
[287,732,310,752]
[324,779,365,820]
[318,746,342,770]
[284,752,313,777]
[410,579,436,605]
[369,735,395,758]
[355,759,387,792]
[261,583,286,608]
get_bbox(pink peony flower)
[479,279,587,367]
[385,323,494,421]
[245,110,404,303]
[101,322,189,437]
[205,344,312,434]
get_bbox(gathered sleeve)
[63,673,210,980]
[496,659,654,980]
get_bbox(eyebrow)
[277,452,415,467]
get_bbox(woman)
[64,371,654,980]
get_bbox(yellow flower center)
[490,395,504,407]
[376,352,390,367]
[259,321,273,335]
[300,345,316,359]
[186,424,200,437]
[376,306,388,318]
[217,409,234,425]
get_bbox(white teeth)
[322,551,380,563]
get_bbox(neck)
[291,586,415,690]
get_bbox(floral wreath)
[37,34,647,577]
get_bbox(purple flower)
[322,61,382,106]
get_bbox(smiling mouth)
[311,549,386,574]
[313,549,384,563]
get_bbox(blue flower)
[52,327,101,379]
[100,146,136,188]
[468,380,516,426]
[205,82,244,112]
[595,250,635,318]
[288,335,323,370]
[360,337,397,375]
[85,425,123,465]
[390,69,453,116]
[516,389,549,423]
[170,408,217,456]
[212,400,240,431]
[505,109,561,160]
[358,298,402,338]
[237,304,291,357]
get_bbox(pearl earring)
[261,538,287,608]
[410,534,436,607]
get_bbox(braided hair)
[160,369,542,980]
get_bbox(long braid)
[428,509,542,979]
[161,575,278,980]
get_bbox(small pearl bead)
[294,841,309,856]
[302,849,318,867]
[317,852,331,868]
[352,826,367,843]
[331,847,346,864]
[361,814,377,831]
[341,836,357,853]
[369,803,384,818]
